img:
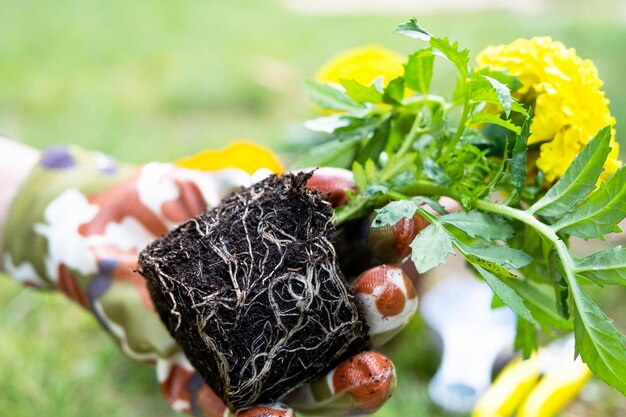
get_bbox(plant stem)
[441,77,471,160]
[396,114,425,157]
[474,199,584,311]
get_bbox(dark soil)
[139,173,369,410]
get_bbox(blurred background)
[0,0,625,416]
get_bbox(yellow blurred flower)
[176,141,283,175]
[315,44,404,87]
[477,37,621,182]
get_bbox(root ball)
[139,173,369,410]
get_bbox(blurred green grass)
[1,0,625,416]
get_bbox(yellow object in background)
[472,358,542,417]
[476,37,620,182]
[176,140,284,175]
[472,336,591,417]
[315,44,404,87]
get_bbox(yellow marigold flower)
[315,44,404,87]
[477,37,621,182]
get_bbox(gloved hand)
[2,142,447,417]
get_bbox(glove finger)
[351,265,418,347]
[303,167,355,207]
[335,197,459,276]
[285,351,396,416]
[234,403,295,417]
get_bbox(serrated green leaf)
[429,36,470,78]
[483,75,513,117]
[372,200,418,228]
[394,18,432,41]
[352,161,367,191]
[515,317,538,359]
[549,249,570,319]
[511,116,530,194]
[304,79,364,112]
[468,86,528,116]
[462,252,517,280]
[530,126,612,217]
[458,242,532,269]
[382,76,405,105]
[410,224,455,273]
[339,79,383,104]
[506,279,573,330]
[439,210,514,241]
[423,158,452,186]
[404,49,434,94]
[575,247,626,286]
[472,67,523,93]
[572,284,626,395]
[470,113,520,133]
[364,158,378,182]
[474,265,538,325]
[555,166,626,239]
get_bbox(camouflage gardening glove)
[2,144,444,416]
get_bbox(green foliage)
[438,210,513,241]
[409,223,455,273]
[575,247,626,286]
[303,79,364,112]
[530,127,612,217]
[307,20,626,394]
[474,266,537,325]
[510,116,531,197]
[555,166,626,239]
[340,79,384,104]
[404,49,434,95]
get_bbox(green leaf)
[304,79,364,112]
[458,242,532,269]
[404,49,434,94]
[339,79,383,104]
[510,116,531,194]
[468,85,527,116]
[555,166,626,239]
[506,279,573,330]
[515,317,538,359]
[470,113,520,134]
[372,200,418,227]
[394,18,432,41]
[429,36,470,78]
[423,158,452,186]
[410,224,455,273]
[413,196,448,215]
[572,284,626,395]
[352,161,367,191]
[439,210,514,241]
[293,139,358,169]
[472,67,523,93]
[356,116,391,164]
[483,75,513,117]
[473,265,538,325]
[382,76,405,105]
[530,126,612,217]
[575,247,626,286]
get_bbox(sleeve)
[1,145,257,416]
